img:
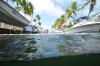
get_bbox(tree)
[35,15,41,27]
[80,0,96,16]
[52,15,65,30]
[33,15,42,31]
[38,22,41,27]
[65,0,78,20]
[66,23,73,28]
[52,0,78,30]
[33,19,36,22]
[52,0,97,31]
[11,0,34,15]
[36,15,41,21]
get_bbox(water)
[0,33,100,62]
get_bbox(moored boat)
[65,13,100,33]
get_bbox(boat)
[64,13,100,33]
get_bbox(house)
[0,0,30,34]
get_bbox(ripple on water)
[0,33,100,61]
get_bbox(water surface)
[0,33,100,61]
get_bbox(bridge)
[0,0,30,34]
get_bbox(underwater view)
[0,33,100,62]
[1,0,100,65]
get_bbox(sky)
[9,0,100,30]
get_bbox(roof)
[0,0,30,27]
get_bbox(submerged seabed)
[0,33,100,61]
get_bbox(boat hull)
[65,23,100,33]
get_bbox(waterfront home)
[0,0,30,34]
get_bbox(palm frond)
[79,0,90,10]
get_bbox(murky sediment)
[0,33,100,61]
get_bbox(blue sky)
[9,0,100,30]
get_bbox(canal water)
[0,33,100,62]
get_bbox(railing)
[0,22,22,30]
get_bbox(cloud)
[52,0,64,4]
[29,0,64,17]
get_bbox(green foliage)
[52,0,78,30]
[11,0,34,15]
[38,22,41,26]
[36,15,41,21]
[52,15,65,29]
[70,1,78,16]
[33,19,36,22]
[65,7,72,20]
[36,15,41,26]
[33,15,42,29]
[65,0,78,20]
[24,2,34,15]
[15,6,22,11]
[66,23,73,28]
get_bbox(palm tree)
[52,15,65,30]
[33,19,37,22]
[24,2,34,15]
[36,15,40,21]
[53,0,97,31]
[70,0,78,17]
[33,15,42,32]
[11,0,34,15]
[52,0,78,30]
[88,0,96,15]
[52,18,60,29]
[66,23,73,28]
[52,8,71,30]
[65,0,78,20]
[36,15,41,27]
[80,0,96,16]
[38,22,41,27]
[65,7,72,20]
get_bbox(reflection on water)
[0,33,100,61]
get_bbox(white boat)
[65,13,100,33]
